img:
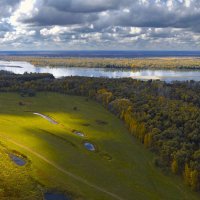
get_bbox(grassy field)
[0,92,199,200]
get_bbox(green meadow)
[0,92,199,200]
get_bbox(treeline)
[2,56,200,69]
[0,72,200,191]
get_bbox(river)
[1,60,200,82]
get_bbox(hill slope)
[0,92,199,200]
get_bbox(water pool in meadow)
[9,154,26,166]
[72,130,84,137]
[33,112,58,124]
[44,193,70,200]
[84,142,96,151]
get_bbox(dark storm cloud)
[19,0,200,34]
[96,2,200,32]
[46,0,121,13]
[21,0,121,26]
[23,6,98,26]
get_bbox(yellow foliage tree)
[96,88,113,106]
[190,170,199,191]
[171,159,178,174]
[144,133,152,147]
[184,163,191,185]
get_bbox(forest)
[2,56,200,69]
[0,70,200,192]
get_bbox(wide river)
[1,60,200,82]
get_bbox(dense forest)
[2,56,200,69]
[1,70,200,192]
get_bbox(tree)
[190,170,199,191]
[96,88,113,106]
[184,163,191,185]
[171,159,178,174]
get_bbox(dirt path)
[0,134,124,200]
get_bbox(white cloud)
[10,0,40,26]
[123,8,130,13]
[184,0,191,7]
[40,26,70,36]
[130,27,141,34]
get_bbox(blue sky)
[0,0,200,50]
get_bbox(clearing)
[0,92,199,200]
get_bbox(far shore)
[1,56,200,70]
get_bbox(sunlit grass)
[0,92,199,200]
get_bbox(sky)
[0,0,200,50]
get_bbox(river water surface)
[1,60,200,82]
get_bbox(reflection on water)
[1,60,200,82]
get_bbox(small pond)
[10,154,26,166]
[72,130,84,137]
[44,193,70,200]
[33,112,58,124]
[84,142,96,151]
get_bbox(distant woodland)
[2,56,200,69]
[0,71,200,191]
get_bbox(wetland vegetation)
[1,56,200,70]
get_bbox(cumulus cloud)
[0,0,199,50]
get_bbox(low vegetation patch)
[95,119,108,125]
[3,56,200,70]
